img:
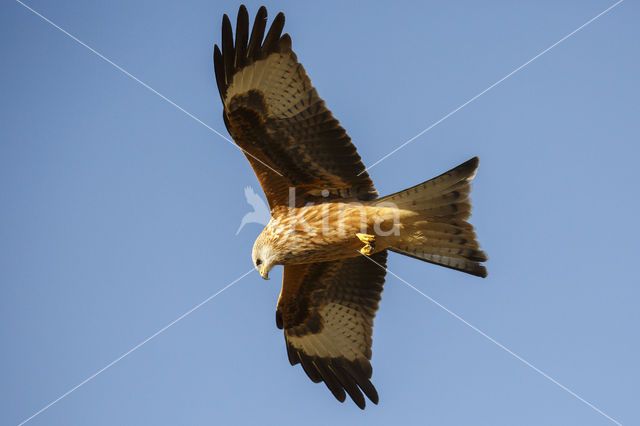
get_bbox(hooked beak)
[259,265,269,280]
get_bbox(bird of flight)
[214,5,487,409]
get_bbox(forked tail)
[375,157,487,277]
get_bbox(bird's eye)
[256,259,262,266]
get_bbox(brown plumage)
[214,5,487,409]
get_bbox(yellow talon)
[356,233,376,256]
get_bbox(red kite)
[214,5,487,409]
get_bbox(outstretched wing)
[275,251,387,409]
[214,6,377,209]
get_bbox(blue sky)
[2,1,639,425]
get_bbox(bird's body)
[256,202,395,265]
[214,5,488,409]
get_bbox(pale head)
[252,231,277,280]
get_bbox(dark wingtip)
[362,380,379,405]
[262,11,285,53]
[213,45,225,99]
[271,11,285,27]
[221,13,234,84]
[234,5,250,69]
[280,33,292,50]
[478,266,488,278]
[221,13,231,30]
[247,6,268,60]
[215,5,290,100]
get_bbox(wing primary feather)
[360,379,379,405]
[341,361,379,404]
[234,5,249,69]
[331,363,366,409]
[357,358,373,379]
[278,33,292,52]
[262,12,285,55]
[213,45,226,99]
[221,14,234,86]
[247,6,268,60]
[314,358,346,403]
[298,353,323,383]
[285,341,299,366]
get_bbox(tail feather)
[376,157,487,278]
[392,247,488,278]
[391,180,471,211]
[377,157,478,205]
[420,221,475,234]
[417,202,472,220]
[414,232,480,250]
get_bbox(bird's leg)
[356,233,376,256]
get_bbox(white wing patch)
[225,53,319,119]
[286,302,370,361]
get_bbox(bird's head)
[252,232,277,280]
